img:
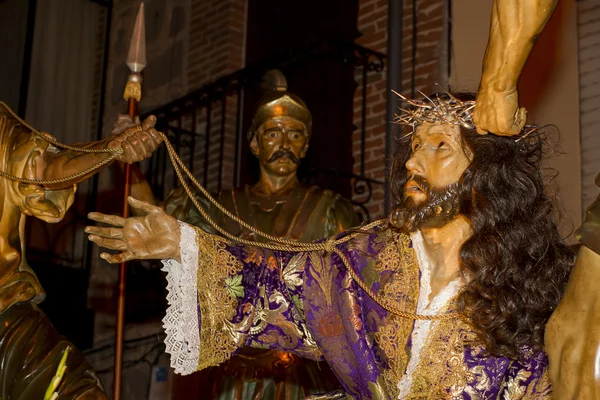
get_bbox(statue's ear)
[300,143,309,158]
[250,135,260,156]
[19,184,75,223]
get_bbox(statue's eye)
[412,143,420,151]
[289,131,302,140]
[437,141,447,149]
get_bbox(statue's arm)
[546,173,600,398]
[37,116,162,190]
[86,199,320,375]
[473,0,558,135]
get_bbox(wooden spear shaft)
[113,97,137,400]
[113,2,145,397]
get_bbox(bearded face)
[390,177,461,232]
[390,122,472,232]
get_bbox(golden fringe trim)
[123,80,141,102]
[374,231,420,398]
[195,228,244,370]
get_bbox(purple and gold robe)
[162,223,551,399]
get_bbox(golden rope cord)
[0,121,463,321]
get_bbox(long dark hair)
[390,119,574,359]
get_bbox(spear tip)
[126,2,146,73]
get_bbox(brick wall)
[187,0,246,90]
[579,0,600,210]
[353,0,448,219]
[158,0,246,197]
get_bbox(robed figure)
[0,103,161,399]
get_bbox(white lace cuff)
[161,222,200,375]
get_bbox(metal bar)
[86,2,113,271]
[18,0,37,117]
[218,92,227,193]
[234,88,244,188]
[174,115,182,188]
[190,108,197,173]
[160,132,168,199]
[385,0,403,215]
[87,0,112,7]
[165,124,199,137]
[203,102,212,187]
[142,41,386,120]
[411,0,418,98]
[447,0,452,80]
[361,55,368,176]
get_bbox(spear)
[114,3,145,399]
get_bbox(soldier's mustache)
[268,150,300,164]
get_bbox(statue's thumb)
[128,196,158,214]
[512,107,527,133]
[142,115,157,130]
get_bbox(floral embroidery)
[503,370,532,399]
[225,275,245,299]
[349,302,363,331]
[244,250,263,265]
[266,255,278,271]
[316,310,345,338]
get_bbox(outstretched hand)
[86,197,181,263]
[472,88,527,136]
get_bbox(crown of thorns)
[392,90,476,131]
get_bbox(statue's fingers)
[475,125,489,135]
[511,107,527,134]
[128,196,163,215]
[495,114,521,137]
[136,131,159,158]
[126,135,150,160]
[120,140,140,163]
[88,212,126,227]
[88,235,127,251]
[474,118,490,135]
[141,115,157,130]
[145,128,164,149]
[85,225,123,239]
[99,251,132,264]
[472,109,489,135]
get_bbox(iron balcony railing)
[142,38,386,223]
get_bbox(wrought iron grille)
[141,39,387,223]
